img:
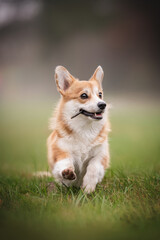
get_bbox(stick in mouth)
[71,109,83,119]
[71,109,103,120]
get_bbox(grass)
[0,100,160,240]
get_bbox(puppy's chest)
[59,134,97,162]
[72,140,94,162]
[71,137,95,159]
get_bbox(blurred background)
[0,0,160,105]
[0,2,160,240]
[0,0,160,172]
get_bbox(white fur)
[52,100,109,192]
[49,66,110,193]
[52,158,76,187]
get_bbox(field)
[0,100,160,240]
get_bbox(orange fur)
[47,66,110,192]
[48,131,69,169]
[101,156,109,169]
[48,75,108,167]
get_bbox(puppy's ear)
[90,66,104,84]
[55,66,75,95]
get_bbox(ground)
[0,100,160,240]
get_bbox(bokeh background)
[0,0,160,103]
[0,0,160,172]
[0,1,160,240]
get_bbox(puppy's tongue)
[95,112,102,117]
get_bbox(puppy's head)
[55,66,107,121]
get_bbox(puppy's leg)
[82,140,110,193]
[52,158,76,186]
[82,160,105,193]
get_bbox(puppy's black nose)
[97,102,106,110]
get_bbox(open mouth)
[80,109,103,120]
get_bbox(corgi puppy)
[47,66,110,193]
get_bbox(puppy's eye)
[99,92,102,98]
[80,93,88,99]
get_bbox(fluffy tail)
[33,171,52,177]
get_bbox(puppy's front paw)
[82,181,96,194]
[62,168,76,180]
[82,184,96,194]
